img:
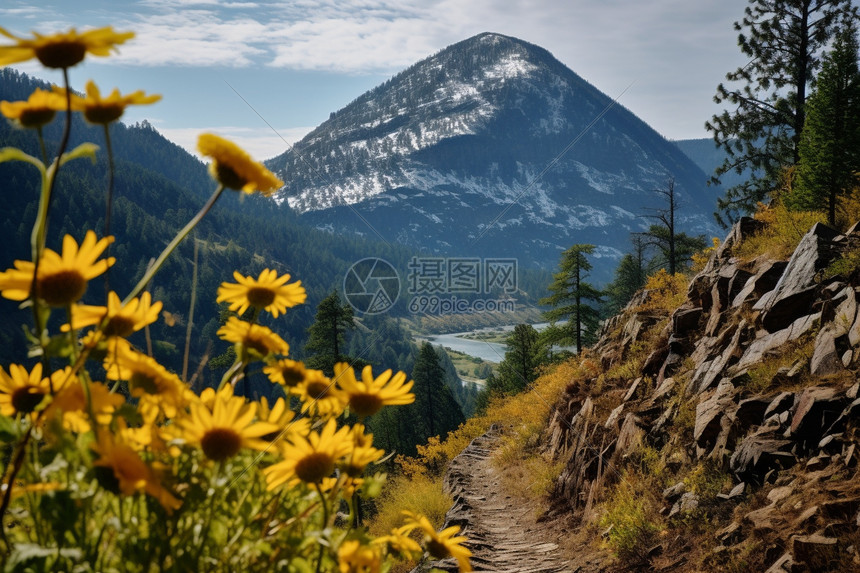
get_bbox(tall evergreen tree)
[304,291,355,375]
[496,324,549,394]
[410,342,465,441]
[540,244,602,354]
[603,248,647,316]
[706,0,857,225]
[791,20,860,224]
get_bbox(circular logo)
[343,258,400,315]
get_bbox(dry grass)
[734,202,826,262]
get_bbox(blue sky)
[2,0,749,160]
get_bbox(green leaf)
[0,414,20,443]
[0,147,44,172]
[58,142,99,167]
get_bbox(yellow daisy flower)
[0,363,51,417]
[1,88,67,129]
[42,371,124,433]
[402,511,472,572]
[372,525,422,560]
[69,80,160,125]
[0,26,134,69]
[334,363,415,418]
[197,132,283,195]
[217,269,306,318]
[63,291,162,338]
[104,346,187,414]
[217,316,289,358]
[263,418,352,489]
[263,358,307,389]
[178,385,277,462]
[293,369,347,418]
[0,231,114,307]
[257,396,310,444]
[337,539,382,573]
[91,430,181,513]
[340,424,384,478]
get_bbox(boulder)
[623,377,642,402]
[730,429,797,482]
[810,326,846,376]
[791,534,838,570]
[672,306,702,337]
[732,260,788,308]
[694,379,737,450]
[716,521,742,545]
[790,387,844,448]
[764,392,796,420]
[736,396,772,428]
[763,552,795,573]
[754,223,839,333]
[734,312,820,372]
[615,414,644,457]
[662,481,686,502]
[743,504,783,532]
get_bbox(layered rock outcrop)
[544,219,860,571]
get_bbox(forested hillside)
[0,69,419,391]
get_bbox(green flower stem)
[182,239,200,382]
[0,424,35,543]
[314,483,329,573]
[102,123,115,300]
[36,126,47,165]
[219,355,245,391]
[29,67,74,365]
[123,184,225,306]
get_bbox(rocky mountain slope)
[269,33,720,282]
[420,217,860,572]
[539,217,860,571]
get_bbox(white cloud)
[154,124,313,160]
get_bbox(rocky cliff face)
[544,219,860,571]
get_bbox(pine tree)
[496,324,549,393]
[304,291,355,375]
[706,0,857,225]
[791,20,860,224]
[604,249,647,316]
[410,342,465,441]
[539,244,602,354]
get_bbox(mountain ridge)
[269,32,721,282]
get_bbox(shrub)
[599,473,663,566]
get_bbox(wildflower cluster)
[0,26,471,571]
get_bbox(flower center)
[306,381,330,400]
[35,41,87,69]
[244,335,270,356]
[19,108,57,128]
[278,365,305,388]
[85,104,124,125]
[104,316,136,338]
[200,427,242,461]
[130,372,160,395]
[426,539,453,560]
[38,269,87,306]
[294,452,335,483]
[349,393,383,418]
[214,162,247,191]
[11,387,45,414]
[246,286,276,308]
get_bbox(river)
[417,331,508,363]
[416,322,570,364]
